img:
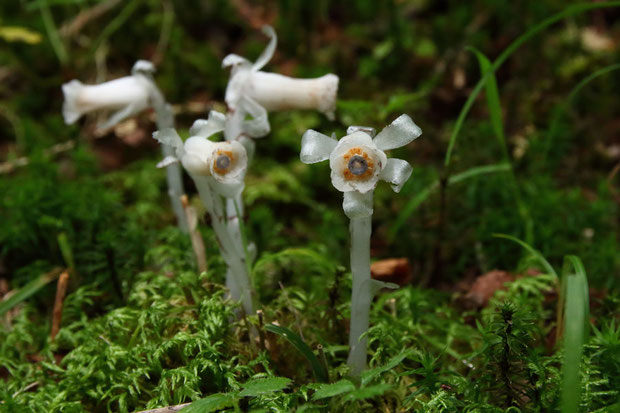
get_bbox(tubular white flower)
[62,60,159,129]
[62,76,150,126]
[246,72,339,120]
[223,25,339,128]
[181,136,215,176]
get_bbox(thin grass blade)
[545,63,620,156]
[390,163,510,239]
[560,255,589,413]
[0,268,63,315]
[494,234,558,279]
[265,324,329,382]
[444,2,620,167]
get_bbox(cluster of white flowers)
[61,25,423,373]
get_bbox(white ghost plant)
[154,111,255,316]
[300,114,422,376]
[62,60,187,232]
[223,25,339,139]
[63,60,163,130]
[221,25,340,310]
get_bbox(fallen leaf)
[462,270,514,308]
[371,258,412,286]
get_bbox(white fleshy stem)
[224,108,246,299]
[192,175,255,316]
[150,82,188,233]
[346,214,373,376]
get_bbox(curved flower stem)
[192,175,254,316]
[151,87,188,233]
[346,214,373,376]
[224,108,247,298]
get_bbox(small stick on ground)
[257,309,266,351]
[317,344,329,382]
[132,403,191,413]
[181,195,207,274]
[51,271,70,341]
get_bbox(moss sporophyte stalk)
[300,114,422,375]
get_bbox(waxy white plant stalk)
[300,114,421,376]
[222,25,339,303]
[154,111,255,316]
[62,60,188,232]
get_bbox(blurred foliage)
[1,0,619,411]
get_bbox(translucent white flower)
[223,25,339,137]
[300,114,422,218]
[154,111,248,198]
[62,60,159,130]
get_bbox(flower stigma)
[213,149,234,175]
[342,147,375,180]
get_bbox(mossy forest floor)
[1,1,619,412]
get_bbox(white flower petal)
[252,25,277,72]
[181,136,215,176]
[209,178,245,198]
[156,155,179,168]
[239,96,270,137]
[331,131,375,157]
[131,60,155,75]
[61,80,86,124]
[222,54,251,68]
[343,190,374,219]
[209,140,248,184]
[153,128,184,158]
[346,125,376,137]
[189,111,227,138]
[300,130,338,164]
[373,114,422,151]
[379,158,413,193]
[369,279,399,297]
[238,135,256,162]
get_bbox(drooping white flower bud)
[244,72,339,120]
[61,60,157,130]
[223,25,339,124]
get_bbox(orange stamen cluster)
[212,149,235,175]
[342,147,375,181]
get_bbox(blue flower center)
[348,155,368,176]
[216,155,231,170]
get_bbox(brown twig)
[51,271,70,341]
[132,403,191,413]
[181,195,207,274]
[151,0,174,66]
[607,161,620,204]
[317,344,329,382]
[0,140,75,174]
[257,309,266,351]
[59,0,123,38]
